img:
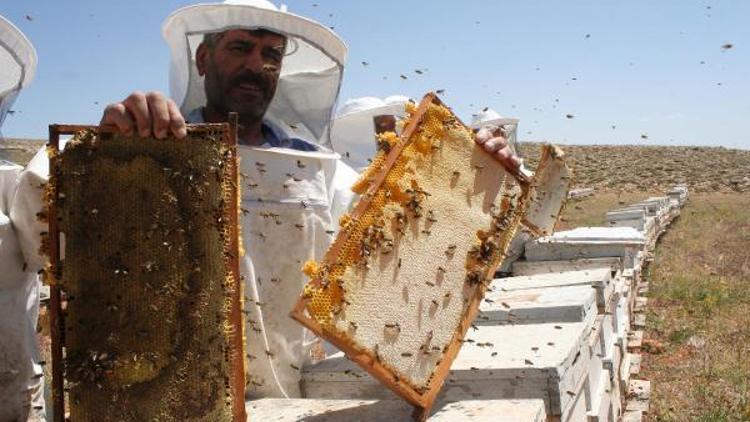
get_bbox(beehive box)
[489,268,615,313]
[245,398,548,421]
[511,257,623,277]
[302,311,598,420]
[524,227,645,269]
[290,94,541,418]
[46,122,245,421]
[477,283,596,325]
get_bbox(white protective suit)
[163,0,357,398]
[0,14,46,422]
[330,95,410,172]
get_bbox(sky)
[1,0,748,149]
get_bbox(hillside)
[519,143,750,193]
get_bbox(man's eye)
[264,50,283,63]
[230,45,246,52]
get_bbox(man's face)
[197,29,286,122]
[373,115,397,134]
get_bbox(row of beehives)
[245,185,688,421]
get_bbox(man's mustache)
[229,72,271,93]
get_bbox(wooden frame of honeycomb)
[291,93,537,420]
[522,144,573,237]
[45,116,246,422]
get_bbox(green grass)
[640,193,750,421]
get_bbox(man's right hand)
[100,91,187,139]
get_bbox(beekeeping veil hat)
[331,95,411,171]
[162,0,347,149]
[469,108,518,131]
[0,15,37,136]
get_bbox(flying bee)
[296,160,306,168]
[401,352,413,357]
[290,364,300,370]
[295,223,304,230]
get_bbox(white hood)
[162,0,347,149]
[0,15,37,134]
[330,95,411,171]
[469,108,519,130]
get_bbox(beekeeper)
[0,14,46,422]
[96,0,361,398]
[330,95,411,172]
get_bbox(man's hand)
[100,91,187,139]
[474,124,522,173]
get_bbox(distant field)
[519,142,750,193]
[0,138,45,164]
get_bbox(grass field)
[560,191,750,421]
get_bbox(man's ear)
[196,43,208,76]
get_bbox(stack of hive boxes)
[246,185,688,421]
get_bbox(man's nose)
[241,49,266,73]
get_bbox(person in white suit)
[96,0,522,393]
[11,0,522,404]
[330,95,411,172]
[0,13,46,422]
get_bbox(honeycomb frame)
[290,93,534,420]
[45,118,246,422]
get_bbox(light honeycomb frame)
[291,94,534,420]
